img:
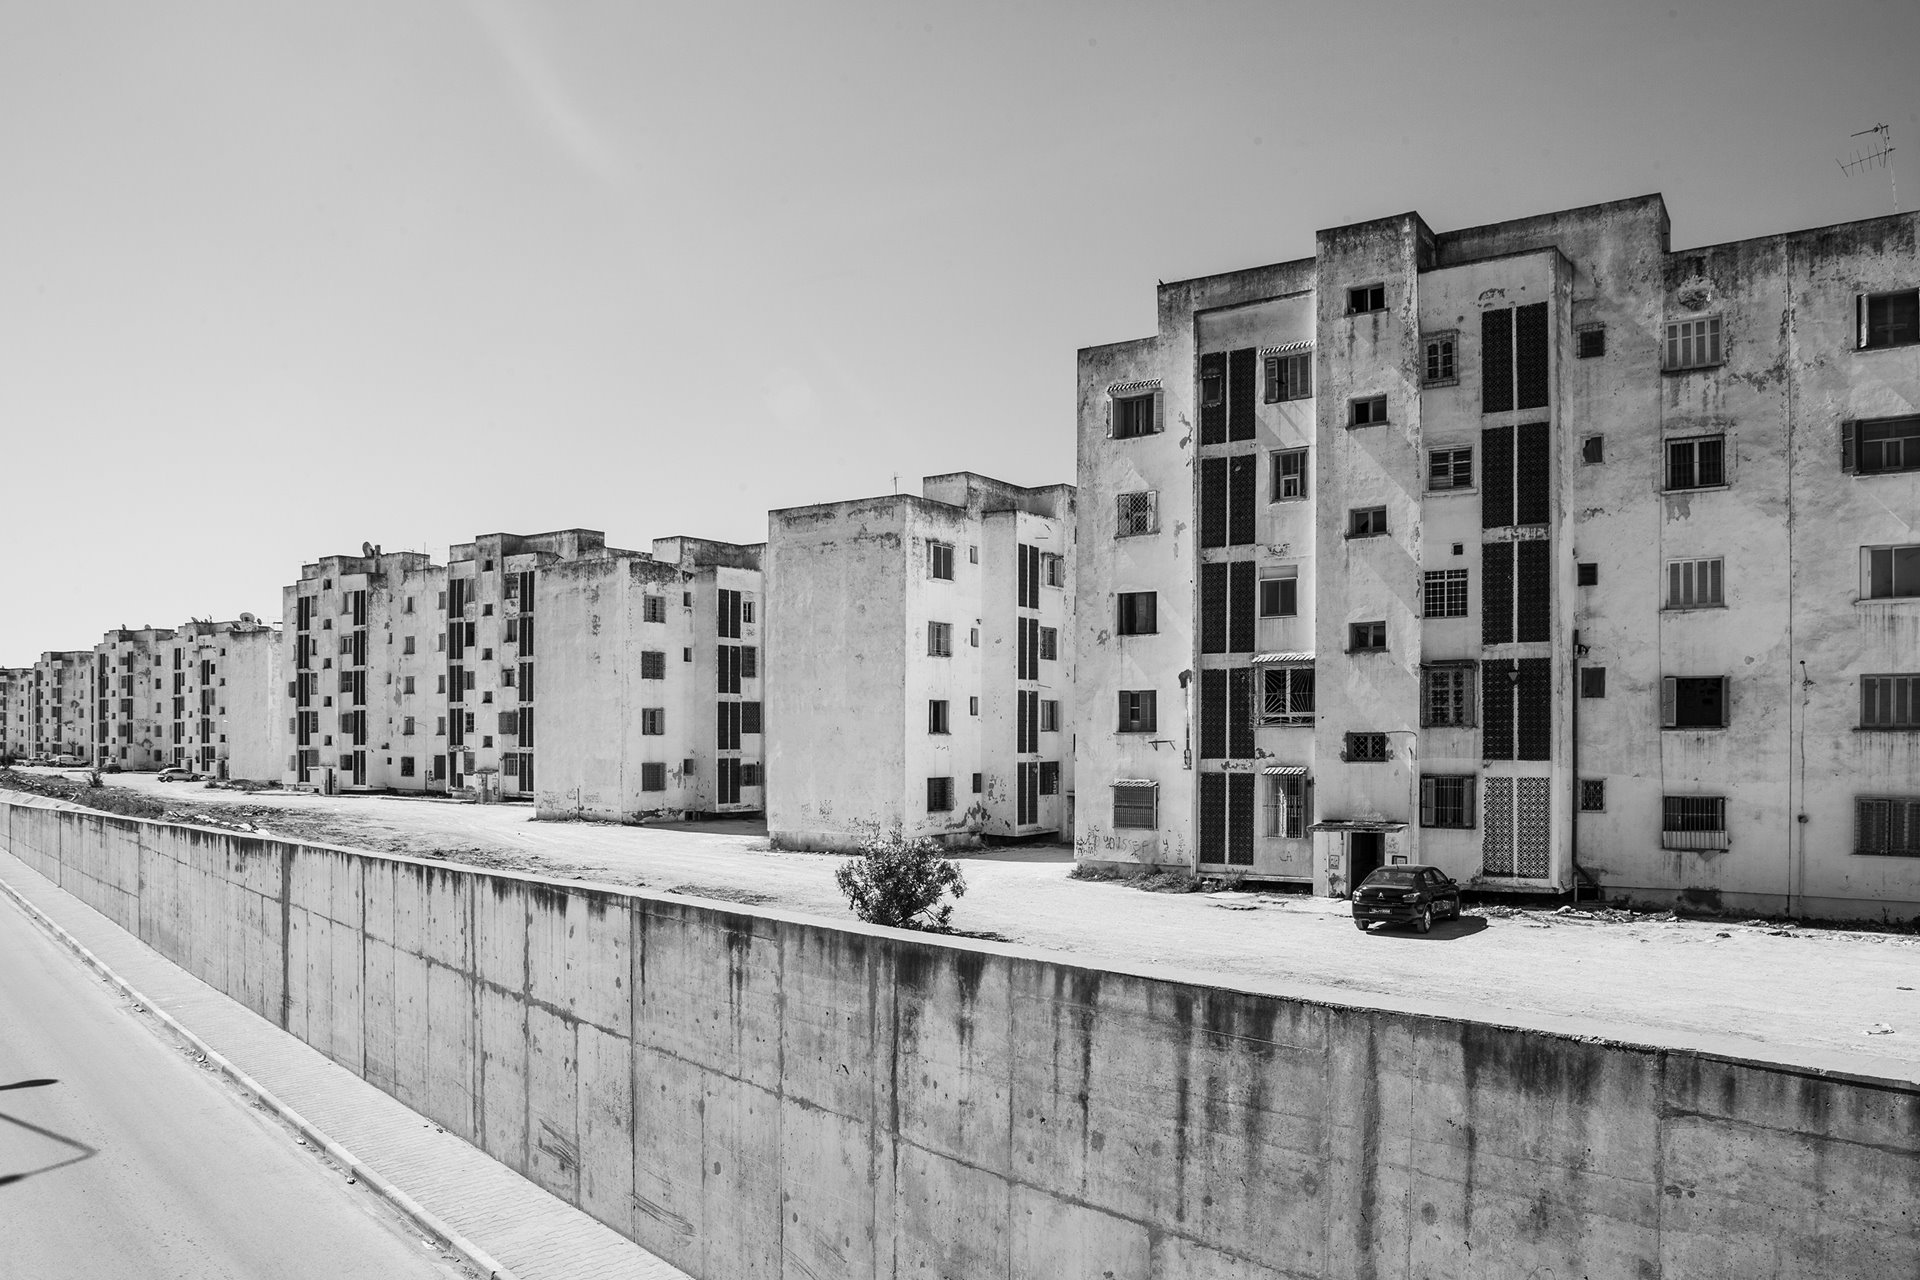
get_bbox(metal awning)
[1308,820,1408,832]
[1251,651,1314,665]
[1111,779,1158,788]
[1106,378,1161,395]
[1261,765,1308,776]
[1259,339,1313,355]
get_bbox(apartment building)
[31,650,94,761]
[766,472,1075,851]
[283,547,448,793]
[94,626,175,769]
[1,668,32,759]
[537,536,766,820]
[158,617,283,780]
[1075,193,1920,918]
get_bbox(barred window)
[641,762,666,792]
[640,650,666,680]
[1665,435,1726,490]
[1579,779,1606,812]
[926,776,954,812]
[1423,569,1469,618]
[1856,796,1920,857]
[1419,775,1475,828]
[1345,732,1389,762]
[1663,796,1726,832]
[643,596,666,623]
[1116,490,1158,537]
[1113,782,1158,829]
[1264,774,1308,838]
[1421,665,1476,726]
[1258,666,1314,725]
[1665,316,1723,370]
[1862,675,1920,729]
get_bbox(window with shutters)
[641,708,664,735]
[1421,665,1476,726]
[644,595,666,623]
[928,541,954,580]
[1664,316,1723,370]
[1116,490,1158,537]
[1039,699,1059,732]
[1662,676,1728,729]
[1113,783,1157,829]
[1349,621,1387,652]
[1579,779,1606,812]
[1422,332,1458,386]
[1259,567,1298,618]
[1423,569,1469,618]
[1861,546,1920,599]
[1665,435,1726,490]
[1427,447,1473,492]
[1348,284,1385,314]
[1580,667,1607,698]
[641,762,666,792]
[1117,690,1157,733]
[1112,391,1161,439]
[1845,416,1920,475]
[1258,666,1314,725]
[1861,675,1920,729]
[1576,324,1606,359]
[1344,732,1389,762]
[1349,396,1388,427]
[1264,351,1313,402]
[927,621,953,656]
[1666,557,1724,609]
[1859,289,1918,350]
[1855,796,1920,857]
[1420,776,1475,828]
[1272,448,1308,500]
[1348,507,1388,539]
[641,650,666,680]
[1043,554,1064,587]
[1662,796,1728,849]
[1039,627,1057,661]
[926,776,954,812]
[1116,592,1157,636]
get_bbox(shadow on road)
[0,1078,97,1188]
[1355,915,1490,941]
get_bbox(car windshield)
[1361,869,1422,888]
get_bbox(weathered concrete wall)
[6,796,1917,1279]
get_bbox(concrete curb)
[0,872,520,1280]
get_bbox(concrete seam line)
[0,873,519,1280]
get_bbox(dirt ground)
[15,769,1920,1080]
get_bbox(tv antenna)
[1838,123,1898,212]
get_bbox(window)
[969,628,979,648]
[741,701,762,734]
[1113,783,1157,829]
[1117,690,1157,733]
[1272,448,1308,500]
[1042,554,1064,588]
[1258,666,1314,725]
[928,541,954,580]
[1580,667,1608,698]
[1845,416,1920,475]
[400,756,416,778]
[1348,507,1388,538]
[1262,773,1308,838]
[1421,665,1475,726]
[1577,562,1599,587]
[1200,366,1224,408]
[1582,435,1604,464]
[644,596,666,623]
[641,650,666,680]
[1116,490,1158,537]
[1662,676,1728,729]
[402,715,416,736]
[742,600,755,624]
[1420,776,1475,828]
[1112,391,1161,439]
[1666,557,1724,608]
[969,545,978,563]
[641,708,665,735]
[1855,796,1920,857]
[1344,732,1389,762]
[641,762,666,792]
[1862,545,1920,599]
[1577,325,1606,359]
[927,622,953,656]
[968,696,978,716]
[1349,396,1388,427]
[1861,289,1919,350]
[1259,567,1298,618]
[1662,796,1728,850]
[1039,628,1057,661]
[1862,675,1920,729]
[682,758,697,776]
[928,700,950,734]
[402,636,416,655]
[1040,700,1059,732]
[1349,622,1387,652]
[1264,352,1312,402]
[1664,435,1726,490]
[1427,447,1472,491]
[1422,570,1469,618]
[684,647,694,662]
[1422,332,1457,386]
[1037,761,1059,796]
[1665,316,1723,370]
[1116,592,1157,636]
[1579,779,1606,812]
[927,777,954,812]
[1348,284,1385,314]
[740,762,762,788]
[971,773,983,794]
[741,647,757,679]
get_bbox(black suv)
[1352,865,1462,933]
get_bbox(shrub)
[834,830,967,931]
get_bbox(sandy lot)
[19,769,1920,1081]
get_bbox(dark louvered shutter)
[1516,422,1550,525]
[1200,457,1228,548]
[1026,689,1039,755]
[1200,668,1227,759]
[1517,658,1552,760]
[1482,542,1514,646]
[1200,352,1228,446]
[520,706,533,747]
[1199,772,1226,862]
[1842,421,1856,473]
[1515,303,1550,410]
[1200,563,1228,654]
[1227,667,1253,759]
[1482,309,1513,413]
[1482,426,1514,528]
[1228,561,1256,654]
[1228,455,1256,546]
[1515,540,1551,642]
[1227,348,1257,442]
[1017,618,1030,678]
[1017,544,1029,605]
[1482,661,1514,760]
[1227,772,1255,865]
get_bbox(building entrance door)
[1349,830,1384,887]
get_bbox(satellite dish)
[362,541,374,557]
[239,612,256,624]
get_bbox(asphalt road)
[0,899,461,1279]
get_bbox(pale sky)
[2,0,1914,664]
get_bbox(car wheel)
[1416,905,1432,934]
[1354,920,1369,932]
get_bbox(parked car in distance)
[101,762,124,773]
[1352,865,1462,934]
[156,767,201,783]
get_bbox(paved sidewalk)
[0,849,688,1280]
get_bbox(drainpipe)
[1570,628,1582,904]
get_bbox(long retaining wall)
[4,797,1916,1279]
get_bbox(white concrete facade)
[766,472,1074,851]
[1,668,33,759]
[153,618,283,780]
[93,627,175,770]
[30,650,94,762]
[1075,195,1920,919]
